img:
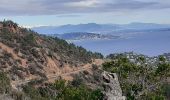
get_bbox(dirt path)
[11,59,104,88]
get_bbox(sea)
[72,31,170,57]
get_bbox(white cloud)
[66,0,100,7]
[0,0,169,16]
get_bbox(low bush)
[0,71,11,94]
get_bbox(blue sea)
[72,31,170,56]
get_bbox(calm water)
[72,31,170,56]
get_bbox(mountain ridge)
[32,22,170,34]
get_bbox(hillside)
[0,20,103,85]
[0,20,126,100]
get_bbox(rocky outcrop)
[102,71,126,100]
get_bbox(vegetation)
[0,20,105,99]
[103,54,170,100]
[1,20,170,100]
[0,20,103,65]
[0,20,103,80]
[0,72,11,94]
[22,79,103,100]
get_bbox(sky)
[0,0,170,27]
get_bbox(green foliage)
[47,36,103,64]
[22,79,103,100]
[2,20,18,28]
[23,85,49,100]
[22,33,37,46]
[156,63,170,76]
[10,91,27,100]
[162,84,170,99]
[142,90,166,100]
[103,54,170,100]
[0,30,14,41]
[53,79,103,100]
[53,79,66,91]
[56,85,103,100]
[103,57,138,75]
[71,76,83,87]
[159,56,166,62]
[0,72,11,94]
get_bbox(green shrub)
[23,85,48,100]
[22,79,103,100]
[0,72,11,94]
[102,54,170,100]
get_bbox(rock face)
[102,71,126,100]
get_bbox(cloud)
[0,0,169,16]
[66,0,100,7]
[56,14,82,18]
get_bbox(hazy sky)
[0,0,170,27]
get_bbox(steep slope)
[0,20,103,87]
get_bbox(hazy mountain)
[32,23,170,34]
[32,23,120,34]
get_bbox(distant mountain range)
[32,23,170,35]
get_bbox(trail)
[11,59,104,88]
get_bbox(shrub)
[22,85,48,100]
[10,90,26,100]
[71,76,83,87]
[102,54,170,100]
[0,71,11,94]
[21,78,104,100]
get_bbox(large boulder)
[102,71,126,100]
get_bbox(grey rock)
[102,71,126,100]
